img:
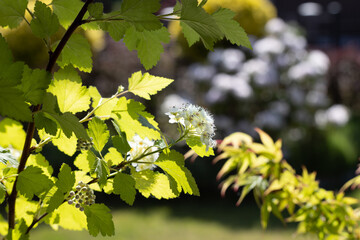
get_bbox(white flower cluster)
[166,104,216,151]
[127,135,159,171]
[67,181,96,211]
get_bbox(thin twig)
[8,0,95,232]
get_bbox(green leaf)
[0,33,14,66]
[155,150,199,196]
[74,151,96,172]
[17,166,53,199]
[104,147,123,166]
[0,118,26,150]
[128,71,173,100]
[56,34,93,73]
[0,35,32,122]
[84,204,115,237]
[46,203,87,231]
[261,201,270,229]
[47,164,75,212]
[113,172,136,205]
[14,197,38,227]
[87,117,109,153]
[19,65,51,105]
[57,163,75,193]
[30,1,60,39]
[211,8,251,49]
[0,43,31,121]
[123,26,170,70]
[51,0,84,29]
[44,112,89,140]
[48,69,90,114]
[99,21,130,42]
[41,93,59,114]
[180,0,223,50]
[199,0,208,7]
[132,169,177,199]
[0,146,18,167]
[0,183,6,204]
[91,157,108,187]
[52,131,77,156]
[118,0,162,31]
[46,188,65,213]
[0,61,24,88]
[0,0,28,29]
[186,136,214,157]
[111,121,131,154]
[0,86,32,122]
[88,86,118,119]
[88,2,103,18]
[54,66,82,83]
[34,112,58,136]
[27,153,53,177]
[111,97,160,141]
[112,136,131,155]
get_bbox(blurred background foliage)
[1,0,360,238]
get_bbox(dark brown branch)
[8,0,94,231]
[26,212,49,235]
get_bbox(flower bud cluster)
[67,181,96,211]
[166,104,216,151]
[76,137,93,151]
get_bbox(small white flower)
[166,104,216,151]
[127,135,159,171]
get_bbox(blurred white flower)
[288,50,329,81]
[161,94,189,114]
[220,49,245,72]
[128,135,159,172]
[265,18,286,35]
[208,49,245,72]
[307,50,330,75]
[315,110,328,128]
[242,59,278,86]
[205,87,226,104]
[253,37,285,56]
[282,31,306,50]
[212,73,235,91]
[232,78,253,99]
[208,49,224,65]
[187,64,216,82]
[288,62,313,81]
[326,104,350,126]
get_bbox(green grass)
[31,199,314,240]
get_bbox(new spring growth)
[166,104,216,151]
[67,181,96,211]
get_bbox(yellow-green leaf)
[128,71,173,100]
[47,77,90,114]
